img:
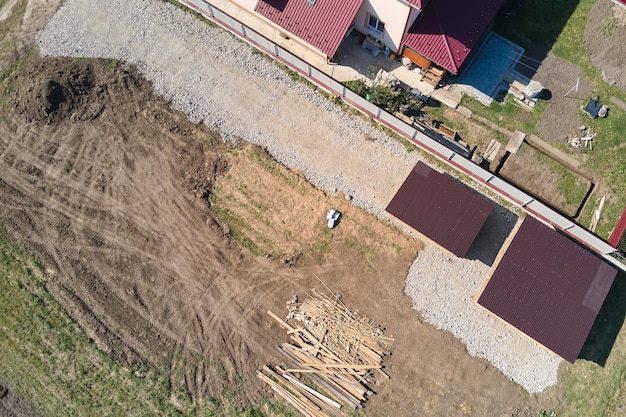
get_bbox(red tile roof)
[478,217,617,363]
[402,0,505,74]
[254,0,363,58]
[386,162,493,257]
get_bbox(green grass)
[0,0,25,65]
[0,238,293,416]
[559,275,626,417]
[493,0,583,49]
[459,93,546,136]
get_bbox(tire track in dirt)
[0,57,308,405]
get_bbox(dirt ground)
[531,0,626,142]
[7,1,625,416]
[1,54,561,416]
[532,52,594,144]
[585,0,626,91]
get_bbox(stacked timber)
[259,289,393,416]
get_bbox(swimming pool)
[456,32,525,105]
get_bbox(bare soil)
[0,1,594,416]
[0,55,561,416]
[584,0,626,90]
[533,52,594,143]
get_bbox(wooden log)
[268,310,295,331]
[257,372,314,416]
[257,370,323,417]
[278,346,362,409]
[282,373,343,409]
[301,362,381,370]
[304,372,362,410]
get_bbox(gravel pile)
[405,224,562,394]
[36,0,561,393]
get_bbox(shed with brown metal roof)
[385,161,494,257]
[477,216,618,363]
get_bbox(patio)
[326,30,438,98]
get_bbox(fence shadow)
[578,273,626,366]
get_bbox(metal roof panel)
[478,217,617,362]
[255,0,364,58]
[386,162,494,257]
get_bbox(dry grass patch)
[210,145,421,260]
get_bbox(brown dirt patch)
[584,0,626,90]
[0,55,564,416]
[533,53,593,143]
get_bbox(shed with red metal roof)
[608,207,626,251]
[477,216,617,363]
[385,161,494,257]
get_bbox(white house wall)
[230,0,257,11]
[355,0,412,52]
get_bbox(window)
[367,14,384,35]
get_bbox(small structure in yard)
[386,162,494,257]
[584,98,609,118]
[476,216,618,363]
[509,80,544,108]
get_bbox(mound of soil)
[12,58,102,123]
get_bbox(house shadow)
[334,30,403,80]
[578,272,626,366]
[493,0,582,81]
[465,204,518,266]
[511,44,551,83]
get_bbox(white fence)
[179,0,625,272]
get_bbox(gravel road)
[36,0,561,393]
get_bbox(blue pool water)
[456,32,524,104]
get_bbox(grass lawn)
[559,274,626,417]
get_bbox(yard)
[0,1,625,417]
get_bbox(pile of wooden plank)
[259,289,393,416]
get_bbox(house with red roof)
[232,0,505,77]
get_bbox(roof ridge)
[430,2,458,73]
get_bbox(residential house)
[242,0,505,80]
